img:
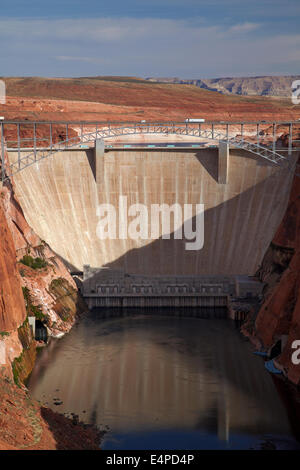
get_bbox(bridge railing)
[1,121,299,181]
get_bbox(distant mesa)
[146,75,300,98]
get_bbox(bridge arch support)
[1,121,293,182]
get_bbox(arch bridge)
[1,120,299,182]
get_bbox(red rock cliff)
[0,199,26,332]
[0,166,92,449]
[244,157,300,385]
[1,180,86,338]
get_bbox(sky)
[0,0,300,78]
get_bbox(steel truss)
[1,122,296,181]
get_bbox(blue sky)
[1,0,300,77]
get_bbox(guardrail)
[1,121,299,181]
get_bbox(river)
[27,310,300,450]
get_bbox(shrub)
[22,286,30,305]
[0,331,10,338]
[30,304,47,322]
[12,355,22,386]
[20,255,47,270]
[50,278,64,288]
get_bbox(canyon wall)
[0,201,26,333]
[243,159,300,385]
[8,146,296,276]
[1,182,86,338]
[0,176,91,449]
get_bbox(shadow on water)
[92,306,228,319]
[26,309,300,450]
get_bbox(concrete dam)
[8,148,293,269]
[5,121,296,308]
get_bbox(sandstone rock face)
[246,161,300,384]
[0,158,91,449]
[0,200,26,332]
[11,319,37,384]
[1,181,86,336]
[20,265,86,336]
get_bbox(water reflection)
[27,311,298,449]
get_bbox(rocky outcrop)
[243,160,300,384]
[1,180,86,338]
[0,373,103,450]
[48,278,86,330]
[11,318,36,385]
[19,263,86,336]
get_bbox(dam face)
[8,146,294,276]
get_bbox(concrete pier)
[95,139,104,182]
[218,142,229,184]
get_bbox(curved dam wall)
[8,146,295,275]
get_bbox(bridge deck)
[1,120,299,181]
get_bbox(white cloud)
[228,22,261,33]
